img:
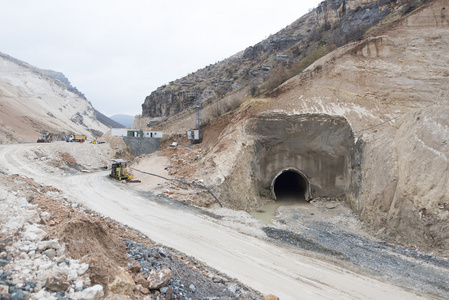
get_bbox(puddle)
[250,198,308,224]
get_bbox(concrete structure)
[112,128,162,156]
[123,137,161,156]
[251,113,354,201]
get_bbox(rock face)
[316,0,395,36]
[0,52,114,143]
[140,0,427,124]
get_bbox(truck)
[65,134,86,143]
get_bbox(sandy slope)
[0,143,430,300]
[0,53,109,143]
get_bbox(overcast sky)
[0,0,322,116]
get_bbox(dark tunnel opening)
[273,170,307,200]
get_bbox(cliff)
[141,0,429,122]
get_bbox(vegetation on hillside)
[142,0,432,121]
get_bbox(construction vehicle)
[65,134,86,143]
[110,159,133,180]
[37,134,50,143]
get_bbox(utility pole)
[193,94,202,143]
[187,92,203,144]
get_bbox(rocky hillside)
[0,52,119,143]
[141,0,430,123]
[137,0,449,256]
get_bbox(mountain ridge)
[0,51,117,143]
[140,0,429,122]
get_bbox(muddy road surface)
[0,143,438,299]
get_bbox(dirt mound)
[58,152,84,170]
[60,218,129,291]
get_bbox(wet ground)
[250,197,449,299]
[249,198,308,224]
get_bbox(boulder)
[45,277,70,292]
[37,239,60,251]
[77,263,89,276]
[133,273,148,287]
[228,284,237,293]
[129,262,140,273]
[43,248,56,259]
[147,269,172,290]
[74,279,85,292]
[136,284,150,295]
[22,224,47,242]
[108,267,135,296]
[75,284,104,300]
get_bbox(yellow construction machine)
[110,159,134,181]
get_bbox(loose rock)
[108,267,135,296]
[75,284,104,300]
[147,269,172,290]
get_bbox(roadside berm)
[0,172,263,299]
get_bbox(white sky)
[0,0,322,116]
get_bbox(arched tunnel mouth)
[271,169,309,201]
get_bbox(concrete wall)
[250,113,354,199]
[123,137,160,157]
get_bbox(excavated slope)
[0,52,109,143]
[176,0,449,255]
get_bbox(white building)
[111,128,163,138]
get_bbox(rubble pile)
[0,173,264,299]
[0,181,102,300]
[124,239,260,299]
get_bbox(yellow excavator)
[110,159,134,181]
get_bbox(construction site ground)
[0,142,448,299]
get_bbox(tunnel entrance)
[271,168,310,201]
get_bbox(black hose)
[130,167,223,208]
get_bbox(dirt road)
[0,143,427,300]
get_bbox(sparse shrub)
[318,40,327,47]
[261,65,287,93]
[288,44,333,77]
[259,44,333,94]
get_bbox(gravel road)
[0,143,441,299]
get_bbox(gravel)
[266,201,449,299]
[124,239,263,300]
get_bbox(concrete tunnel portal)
[271,168,310,200]
[250,112,354,203]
